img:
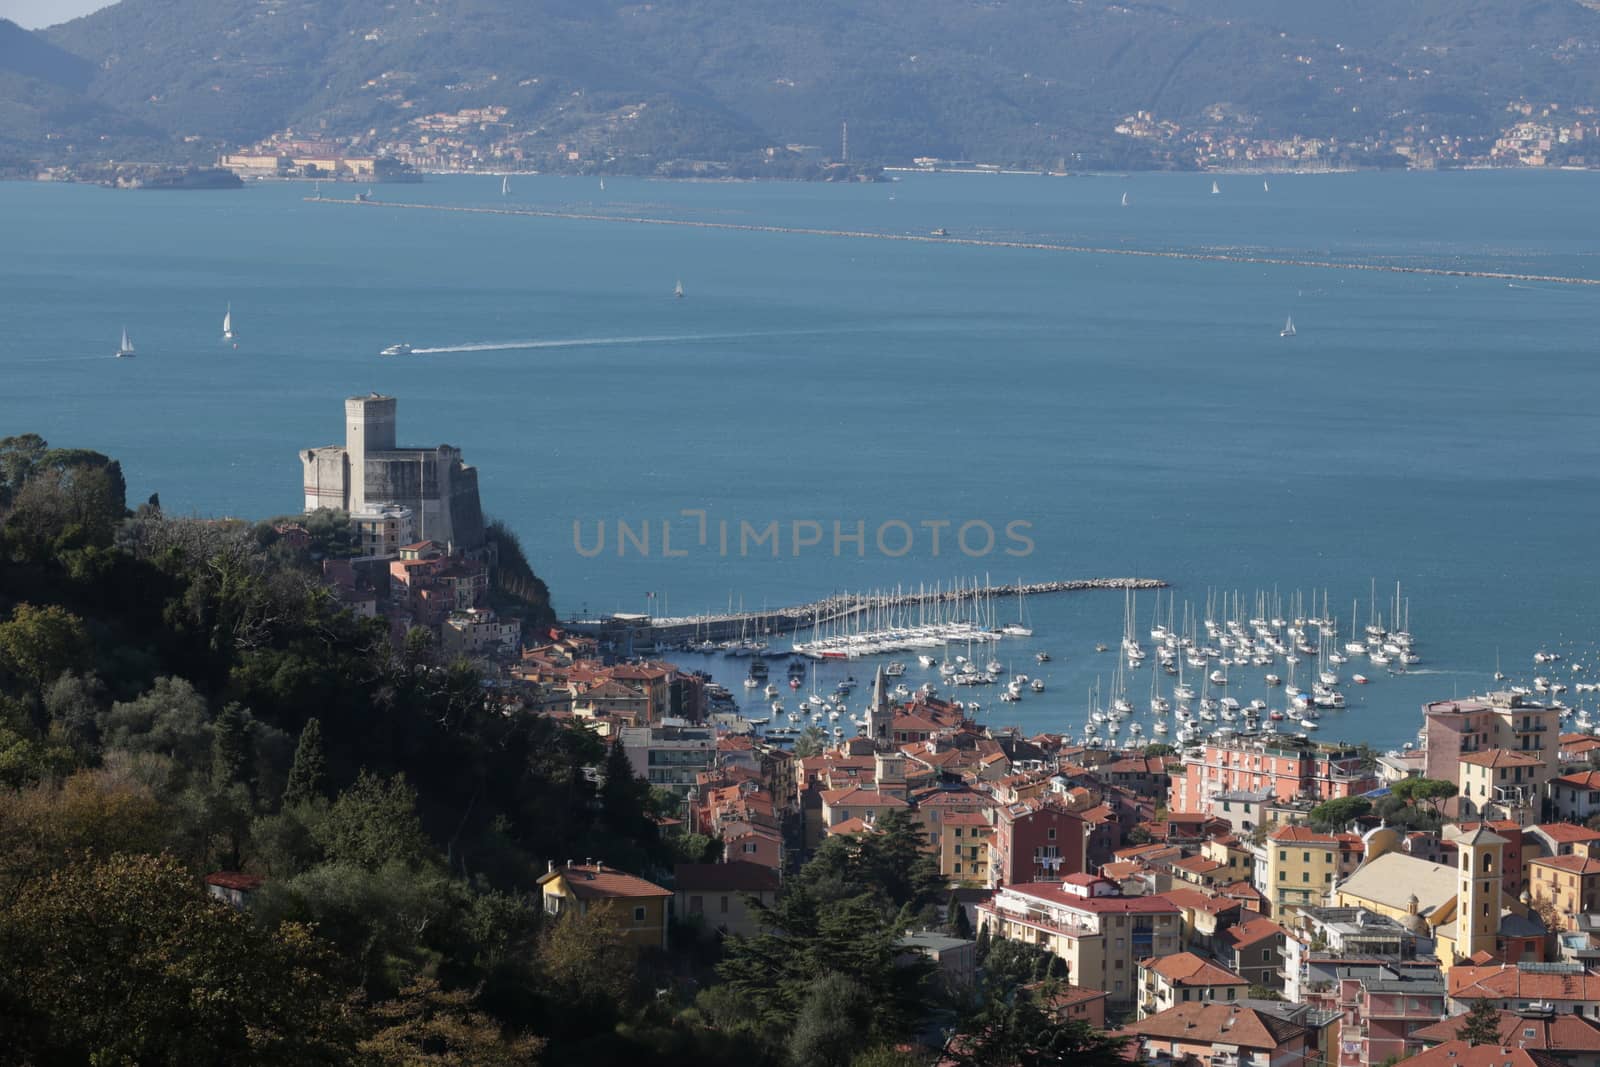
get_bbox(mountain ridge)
[4,1,1599,171]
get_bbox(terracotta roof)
[1403,1040,1565,1067]
[1412,1011,1600,1052]
[1530,823,1600,844]
[941,810,992,827]
[1143,952,1247,987]
[1036,983,1110,1011]
[1449,966,1600,1002]
[1270,825,1338,844]
[826,817,879,836]
[1002,884,1180,915]
[1163,888,1243,915]
[673,862,780,893]
[204,871,265,891]
[1063,873,1114,888]
[1125,1002,1306,1050]
[1530,855,1600,876]
[539,864,671,900]
[1460,750,1545,768]
[1554,771,1600,789]
[819,787,908,808]
[1221,916,1287,949]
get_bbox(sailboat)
[1211,180,1220,195]
[1263,179,1270,192]
[599,178,606,192]
[673,279,685,299]
[222,303,234,341]
[501,175,510,197]
[1280,315,1296,338]
[115,326,136,359]
[1121,191,1129,207]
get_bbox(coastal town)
[193,97,1599,182]
[261,392,1600,1064]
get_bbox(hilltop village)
[266,394,1600,1064]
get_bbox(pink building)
[1170,739,1377,814]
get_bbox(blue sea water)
[2,169,1599,749]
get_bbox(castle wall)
[301,446,350,512]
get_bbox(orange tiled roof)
[540,863,670,900]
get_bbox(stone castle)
[300,394,485,552]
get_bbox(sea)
[3,169,1598,750]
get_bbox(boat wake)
[409,331,799,355]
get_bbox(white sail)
[116,326,135,357]
[1281,316,1296,337]
[1211,180,1220,195]
[1263,179,1270,192]
[674,279,684,298]
[222,303,233,338]
[502,175,509,196]
[1121,191,1129,206]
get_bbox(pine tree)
[1456,998,1503,1047]
[283,717,326,808]
[947,892,973,939]
[211,702,254,792]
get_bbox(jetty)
[308,196,1600,289]
[569,577,1167,650]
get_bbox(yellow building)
[537,862,672,950]
[1263,825,1340,918]
[1458,750,1550,825]
[939,809,993,885]
[978,875,1182,1006]
[1529,854,1600,931]
[1437,824,1507,964]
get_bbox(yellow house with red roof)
[537,862,673,950]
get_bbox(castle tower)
[1450,824,1506,960]
[867,663,893,749]
[344,393,397,516]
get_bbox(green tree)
[789,973,872,1067]
[1390,777,1457,816]
[283,716,327,807]
[1309,796,1372,832]
[317,770,432,871]
[538,901,637,1033]
[0,602,91,694]
[947,893,973,939]
[1456,999,1503,1045]
[794,723,828,758]
[600,740,657,843]
[211,702,256,791]
[948,984,1126,1067]
[0,852,354,1064]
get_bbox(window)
[545,895,562,916]
[720,895,729,914]
[1279,850,1287,861]
[1278,871,1285,882]
[633,906,647,922]
[1048,828,1057,840]
[955,863,962,874]
[1302,871,1310,883]
[689,895,704,915]
[955,828,963,839]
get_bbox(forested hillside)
[5,0,1598,170]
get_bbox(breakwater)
[308,196,1600,288]
[573,577,1168,646]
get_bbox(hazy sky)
[1,0,114,29]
